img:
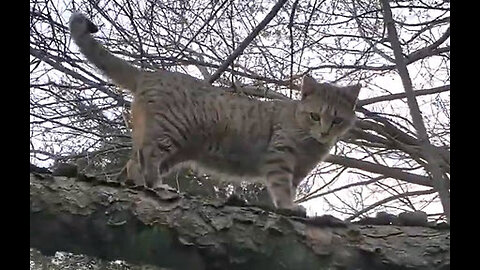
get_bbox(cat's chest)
[295,137,331,157]
[291,138,333,179]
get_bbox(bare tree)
[30,0,450,222]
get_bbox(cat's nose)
[321,132,329,137]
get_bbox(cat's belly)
[191,162,266,183]
[195,153,265,177]
[192,141,268,181]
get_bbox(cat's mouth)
[314,134,334,144]
[319,138,331,144]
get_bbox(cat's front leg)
[266,169,296,209]
[138,145,162,188]
[267,172,307,217]
[264,133,298,209]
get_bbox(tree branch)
[358,85,450,106]
[345,189,437,221]
[30,46,127,106]
[380,0,450,223]
[325,155,433,187]
[30,172,450,269]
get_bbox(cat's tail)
[69,13,142,93]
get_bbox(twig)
[296,176,385,204]
[345,189,436,221]
[174,0,230,60]
[208,0,289,84]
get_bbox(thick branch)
[30,172,449,270]
[407,27,450,62]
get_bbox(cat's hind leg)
[138,135,183,190]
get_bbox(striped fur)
[69,13,360,209]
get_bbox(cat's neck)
[272,100,297,125]
[273,100,308,136]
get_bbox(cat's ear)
[343,84,361,108]
[301,75,317,99]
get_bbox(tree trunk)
[30,170,450,270]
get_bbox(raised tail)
[69,13,141,92]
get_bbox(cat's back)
[133,70,292,178]
[138,69,278,124]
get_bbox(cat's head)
[297,75,360,144]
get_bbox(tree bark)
[30,172,450,270]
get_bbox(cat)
[69,13,360,210]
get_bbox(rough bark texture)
[30,171,450,270]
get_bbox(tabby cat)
[69,13,360,210]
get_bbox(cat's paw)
[276,204,307,218]
[69,13,98,37]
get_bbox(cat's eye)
[310,112,321,122]
[332,117,343,125]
